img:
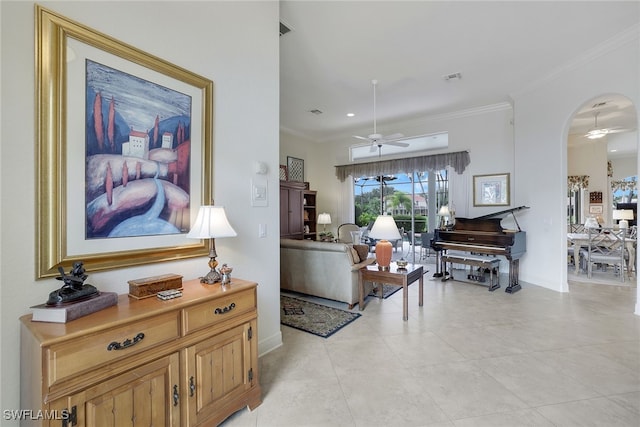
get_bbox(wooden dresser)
[20,278,261,427]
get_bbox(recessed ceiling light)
[610,149,618,152]
[347,113,355,117]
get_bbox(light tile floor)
[223,249,640,427]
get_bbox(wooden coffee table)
[358,263,425,321]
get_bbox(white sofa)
[280,239,375,308]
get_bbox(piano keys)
[431,206,529,293]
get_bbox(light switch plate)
[251,178,268,207]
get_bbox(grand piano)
[431,206,529,293]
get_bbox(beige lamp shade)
[613,209,634,229]
[187,206,237,238]
[369,215,401,240]
[317,213,332,225]
[584,216,599,229]
[438,205,451,216]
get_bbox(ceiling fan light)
[586,129,607,139]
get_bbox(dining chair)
[581,228,627,282]
[420,232,434,259]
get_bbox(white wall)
[568,135,611,223]
[513,26,639,303]
[295,104,516,229]
[1,1,281,420]
[610,153,638,181]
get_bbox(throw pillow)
[353,244,369,262]
[349,247,360,264]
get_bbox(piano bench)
[441,255,501,291]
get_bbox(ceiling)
[279,1,639,146]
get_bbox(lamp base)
[200,268,221,284]
[619,219,629,230]
[199,255,221,284]
[375,239,393,270]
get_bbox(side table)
[359,263,425,321]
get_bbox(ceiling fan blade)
[353,135,370,141]
[384,141,410,147]
[607,128,634,134]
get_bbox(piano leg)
[433,250,450,279]
[505,259,522,293]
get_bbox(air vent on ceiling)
[443,72,462,81]
[280,21,292,37]
[309,109,323,115]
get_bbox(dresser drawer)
[46,311,180,387]
[183,288,256,334]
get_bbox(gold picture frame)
[473,173,510,207]
[36,6,213,278]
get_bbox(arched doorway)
[567,94,638,286]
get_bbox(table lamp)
[584,216,599,229]
[613,209,634,229]
[317,213,331,232]
[438,205,451,229]
[368,214,401,270]
[186,206,237,284]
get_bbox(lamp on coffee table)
[369,214,401,271]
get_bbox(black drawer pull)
[173,384,179,406]
[214,302,236,315]
[189,376,196,397]
[107,332,145,351]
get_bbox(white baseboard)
[258,330,283,357]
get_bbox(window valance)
[568,175,589,191]
[611,177,637,192]
[334,150,470,182]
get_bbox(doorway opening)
[567,94,638,287]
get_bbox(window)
[353,169,448,232]
[612,175,637,205]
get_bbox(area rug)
[280,295,361,338]
[368,284,402,299]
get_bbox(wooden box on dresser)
[20,278,261,427]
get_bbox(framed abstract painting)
[36,6,213,277]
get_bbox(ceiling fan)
[585,111,628,139]
[353,80,408,151]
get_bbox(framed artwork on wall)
[35,6,214,278]
[279,165,288,181]
[287,156,304,182]
[589,205,603,214]
[473,173,510,207]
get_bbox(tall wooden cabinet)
[20,279,261,427]
[280,180,318,240]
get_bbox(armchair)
[337,223,361,243]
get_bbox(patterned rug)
[280,295,361,338]
[369,284,402,299]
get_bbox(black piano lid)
[461,205,530,232]
[473,205,530,220]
